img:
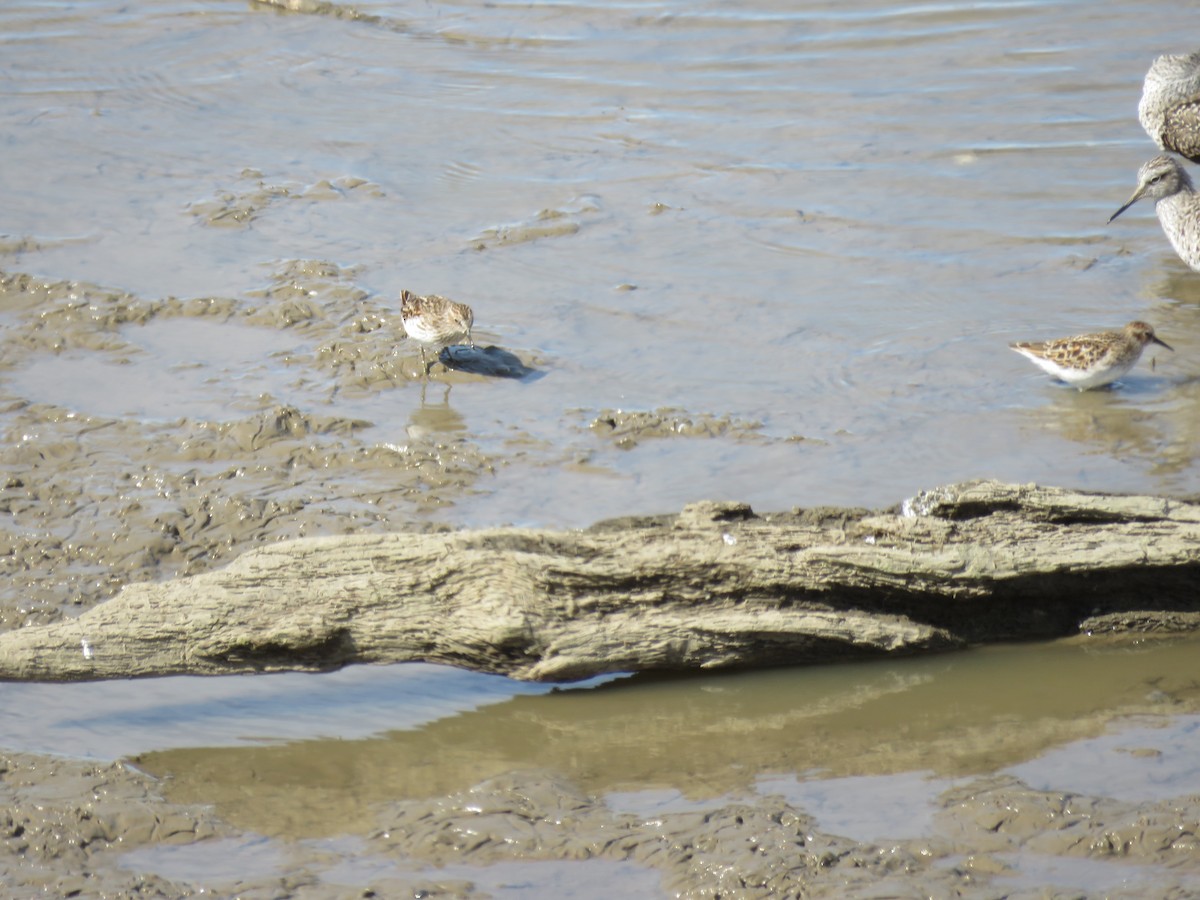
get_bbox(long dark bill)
[1107,194,1141,224]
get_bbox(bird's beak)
[1108,187,1146,224]
[1152,335,1174,351]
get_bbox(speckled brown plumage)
[1139,52,1200,163]
[400,290,474,375]
[1010,321,1172,390]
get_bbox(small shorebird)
[1108,154,1200,271]
[1139,51,1200,163]
[1010,321,1172,390]
[399,290,474,375]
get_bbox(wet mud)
[5,749,1198,898]
[0,752,227,899]
[588,407,771,449]
[0,266,482,628]
[5,0,1200,892]
[3,264,1200,894]
[0,265,772,632]
[187,169,387,229]
[366,770,1200,899]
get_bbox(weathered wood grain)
[2,481,1197,682]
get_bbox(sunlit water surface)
[3,1,1199,894]
[3,0,1200,525]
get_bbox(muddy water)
[4,0,1200,534]
[122,636,1200,831]
[4,0,1200,896]
[2,635,1196,895]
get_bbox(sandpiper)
[399,290,474,375]
[1010,321,1172,390]
[1108,154,1200,271]
[1139,52,1200,163]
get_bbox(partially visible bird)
[1108,154,1200,271]
[399,290,474,375]
[1138,51,1200,163]
[1009,320,1173,390]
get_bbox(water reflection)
[132,635,1200,838]
[407,381,467,439]
[1013,299,1200,483]
[1021,386,1171,455]
[1145,268,1200,306]
[4,0,1200,519]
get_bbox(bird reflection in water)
[407,380,467,440]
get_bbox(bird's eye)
[1150,175,1163,184]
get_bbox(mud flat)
[3,271,1199,896]
[5,736,1200,898]
[0,266,503,629]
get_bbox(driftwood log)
[2,480,1199,683]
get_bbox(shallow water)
[3,1,1200,895]
[3,636,1197,823]
[139,636,1200,818]
[3,0,1200,527]
[118,839,666,900]
[1,635,1194,893]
